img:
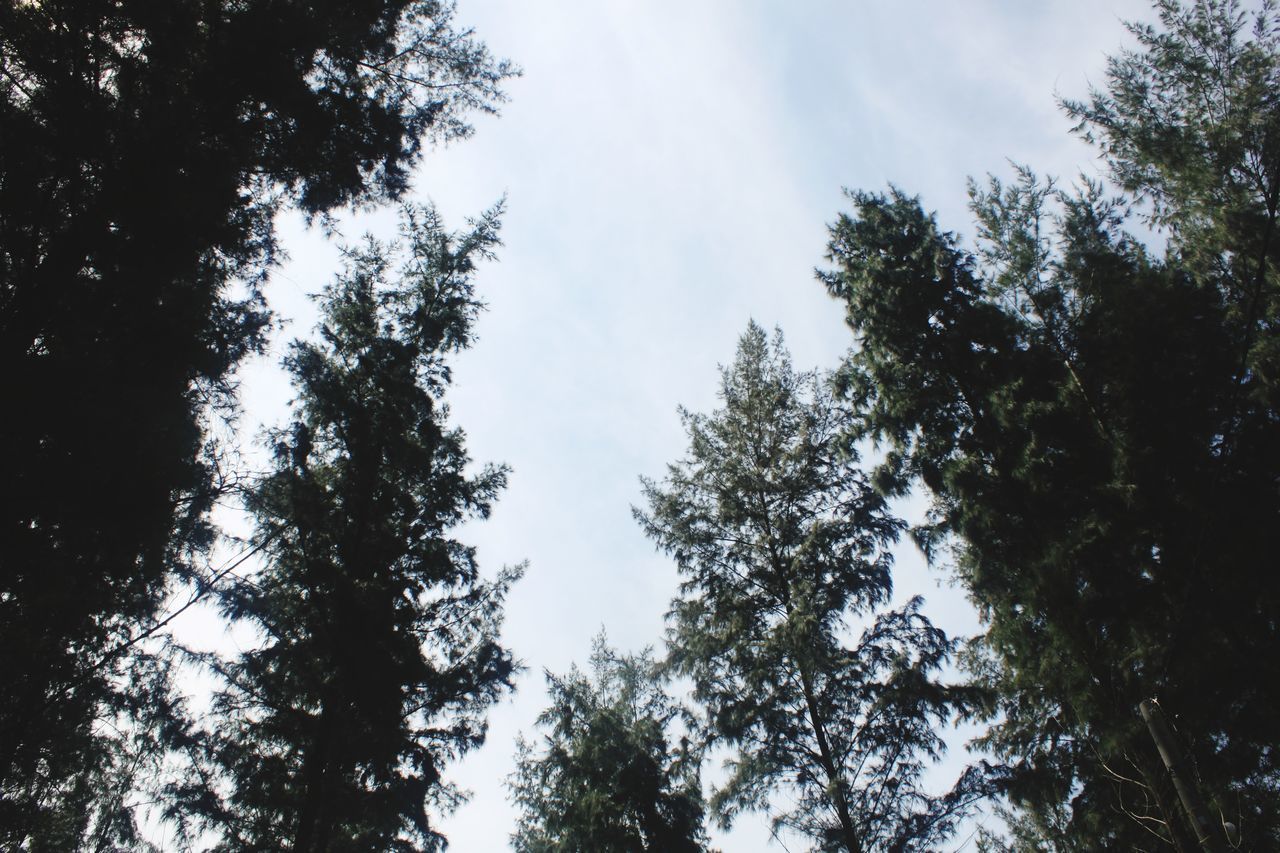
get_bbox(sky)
[183,1,1153,849]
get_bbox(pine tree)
[509,635,708,853]
[820,3,1280,846]
[636,323,986,853]
[178,205,520,851]
[0,1,514,843]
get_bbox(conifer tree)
[820,2,1280,846]
[180,205,520,851]
[637,323,985,853]
[509,635,708,853]
[0,3,513,842]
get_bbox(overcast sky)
[193,2,1156,849]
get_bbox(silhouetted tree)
[637,323,985,853]
[172,204,520,851]
[821,2,1280,846]
[509,635,708,853]
[0,1,513,844]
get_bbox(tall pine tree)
[637,323,985,853]
[821,2,1280,846]
[179,205,520,851]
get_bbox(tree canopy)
[8,0,1279,849]
[0,1,513,844]
[821,1,1280,847]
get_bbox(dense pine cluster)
[1,1,516,848]
[821,2,1280,845]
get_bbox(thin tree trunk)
[1140,699,1225,853]
[798,665,862,853]
[760,488,861,853]
[1142,751,1199,853]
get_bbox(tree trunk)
[798,665,862,853]
[1140,699,1225,853]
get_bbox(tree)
[509,635,708,853]
[0,1,514,843]
[636,323,986,853]
[820,2,1280,847]
[175,204,520,851]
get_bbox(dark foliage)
[176,205,520,851]
[509,635,708,853]
[821,2,1280,847]
[0,1,513,844]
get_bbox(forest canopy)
[1,0,1276,851]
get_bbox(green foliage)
[1064,0,1280,285]
[0,1,514,844]
[5,648,191,853]
[637,323,986,853]
[174,205,520,851]
[509,635,708,853]
[821,2,1280,847]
